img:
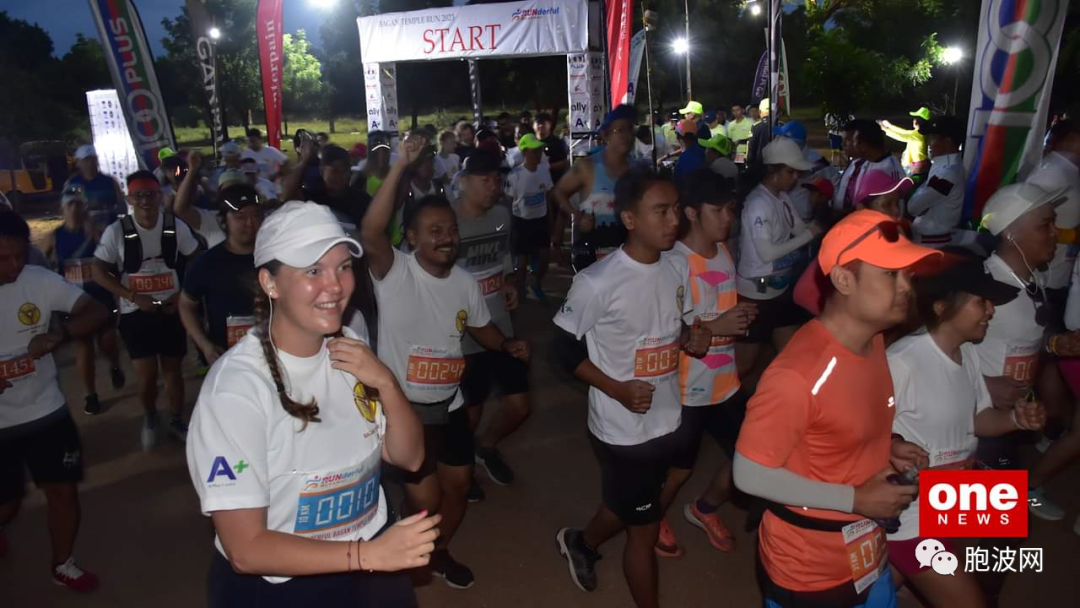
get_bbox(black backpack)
[120,212,185,277]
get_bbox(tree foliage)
[282,31,325,118]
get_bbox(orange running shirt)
[735,320,894,592]
[672,241,740,406]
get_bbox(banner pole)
[641,3,656,170]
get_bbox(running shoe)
[110,366,125,389]
[169,416,188,442]
[140,415,158,452]
[1028,487,1065,521]
[475,446,514,485]
[467,482,485,503]
[556,527,600,592]
[52,557,99,592]
[431,553,475,589]
[654,517,684,557]
[684,501,736,552]
[83,394,102,416]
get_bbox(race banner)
[469,59,483,127]
[87,0,176,170]
[256,0,284,149]
[358,0,589,63]
[363,63,400,139]
[768,0,782,133]
[86,90,140,191]
[751,49,768,103]
[627,29,645,103]
[186,0,228,155]
[567,52,605,156]
[606,0,632,105]
[963,0,1068,220]
[777,38,791,116]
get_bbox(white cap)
[75,144,97,161]
[980,183,1068,236]
[762,137,813,171]
[221,142,242,157]
[254,201,363,268]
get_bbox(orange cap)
[818,210,940,274]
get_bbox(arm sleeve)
[553,274,605,339]
[752,230,814,264]
[882,124,919,143]
[733,452,856,513]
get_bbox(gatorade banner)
[256,0,284,149]
[627,29,645,103]
[358,0,589,63]
[963,0,1068,220]
[87,0,176,170]
[606,0,631,105]
[186,0,228,153]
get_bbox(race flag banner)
[363,63,400,139]
[86,90,140,192]
[87,0,176,170]
[778,38,791,116]
[256,0,284,149]
[963,0,1068,221]
[606,0,632,105]
[186,0,228,154]
[358,0,589,63]
[567,52,605,157]
[627,29,645,103]
[751,49,768,103]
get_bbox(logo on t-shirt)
[353,381,378,423]
[17,302,41,326]
[206,456,249,486]
[455,310,468,334]
[676,285,685,312]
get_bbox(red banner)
[605,0,631,105]
[256,0,284,149]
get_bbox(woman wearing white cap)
[187,201,436,606]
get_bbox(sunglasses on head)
[834,220,901,268]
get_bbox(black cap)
[917,253,1019,306]
[461,151,503,176]
[922,116,966,144]
[219,184,261,213]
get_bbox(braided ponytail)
[254,262,320,428]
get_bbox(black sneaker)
[475,446,514,485]
[556,527,600,592]
[83,394,102,416]
[110,366,125,389]
[467,482,485,503]
[431,553,475,589]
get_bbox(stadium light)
[672,37,690,55]
[942,46,963,65]
[748,1,762,16]
[208,27,221,40]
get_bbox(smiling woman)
[185,201,434,607]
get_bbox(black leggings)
[207,552,417,608]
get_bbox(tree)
[282,30,325,119]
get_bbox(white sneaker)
[140,417,158,452]
[1028,487,1065,521]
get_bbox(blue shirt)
[674,143,706,184]
[66,172,125,230]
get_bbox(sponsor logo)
[511,6,561,21]
[919,470,1027,537]
[353,381,378,423]
[206,456,249,485]
[17,302,40,326]
[676,285,685,312]
[456,310,468,334]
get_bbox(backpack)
[120,212,185,277]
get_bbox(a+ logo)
[234,460,249,474]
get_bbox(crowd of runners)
[1,100,1077,608]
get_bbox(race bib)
[226,315,256,348]
[128,259,177,298]
[634,336,680,380]
[1003,344,1039,384]
[841,519,887,595]
[293,453,381,540]
[406,345,466,387]
[0,351,36,383]
[929,444,976,469]
[62,258,95,286]
[476,268,504,297]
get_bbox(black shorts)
[207,551,417,608]
[512,216,549,255]
[389,407,475,483]
[85,285,119,323]
[460,351,530,406]
[0,408,83,503]
[118,309,187,359]
[589,430,677,527]
[739,291,812,343]
[669,392,748,470]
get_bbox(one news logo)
[919,470,1027,538]
[206,456,250,488]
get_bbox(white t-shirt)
[372,249,490,411]
[1027,152,1080,289]
[187,327,386,583]
[975,254,1043,384]
[887,331,991,540]
[93,212,200,314]
[737,185,808,296]
[434,153,461,180]
[0,266,85,428]
[554,247,692,446]
[241,146,289,180]
[505,164,554,220]
[833,154,905,211]
[254,177,280,201]
[194,208,226,249]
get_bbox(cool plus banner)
[257,0,284,149]
[963,0,1068,220]
[358,0,589,63]
[87,0,176,170]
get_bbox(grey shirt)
[454,202,514,354]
